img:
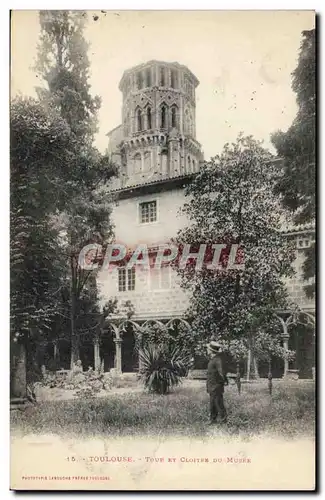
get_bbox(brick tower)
[112,60,203,188]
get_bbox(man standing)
[206,341,228,424]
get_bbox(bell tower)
[117,61,203,186]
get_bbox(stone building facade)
[97,60,315,377]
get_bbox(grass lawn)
[11,380,315,439]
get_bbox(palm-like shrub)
[139,344,193,395]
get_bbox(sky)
[11,10,315,160]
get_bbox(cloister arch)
[107,317,192,373]
[274,309,315,378]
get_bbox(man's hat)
[207,340,222,353]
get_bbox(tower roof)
[119,60,199,91]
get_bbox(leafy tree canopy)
[174,135,295,364]
[271,29,315,298]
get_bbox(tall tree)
[271,29,316,298]
[35,10,117,367]
[174,135,295,378]
[10,96,71,394]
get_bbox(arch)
[119,319,143,337]
[117,320,143,373]
[160,104,167,129]
[192,159,196,172]
[109,322,121,340]
[165,318,191,331]
[136,108,143,132]
[101,325,116,371]
[171,105,178,128]
[141,319,167,332]
[146,106,152,129]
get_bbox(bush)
[41,367,114,392]
[139,344,192,395]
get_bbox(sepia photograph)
[10,9,316,491]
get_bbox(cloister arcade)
[89,310,315,378]
[39,307,315,380]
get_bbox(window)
[127,267,136,290]
[160,67,165,86]
[145,68,151,87]
[171,106,177,128]
[137,109,143,131]
[118,268,136,292]
[150,266,172,290]
[140,201,157,223]
[171,69,177,88]
[160,106,166,128]
[146,107,152,129]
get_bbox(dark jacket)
[206,354,228,393]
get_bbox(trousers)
[209,386,227,422]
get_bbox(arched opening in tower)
[147,107,152,129]
[137,109,143,131]
[160,106,166,129]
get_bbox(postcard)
[10,9,316,491]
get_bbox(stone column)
[54,340,59,369]
[114,338,122,374]
[94,338,101,372]
[283,334,290,378]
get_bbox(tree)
[174,135,296,378]
[35,10,100,145]
[10,96,72,394]
[271,29,316,298]
[34,10,117,368]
